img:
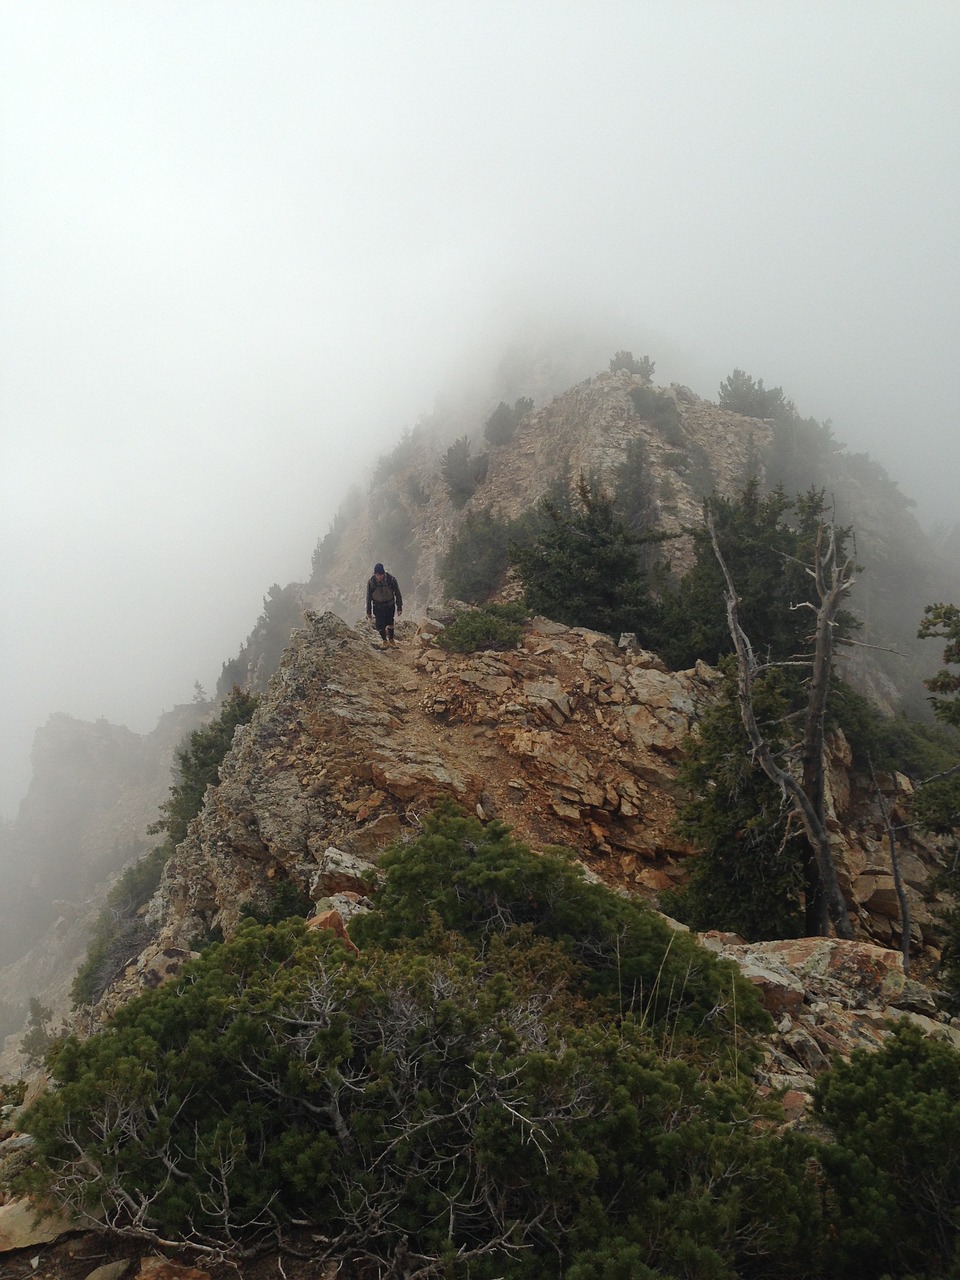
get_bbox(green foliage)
[405,473,429,507]
[440,507,513,602]
[664,442,716,501]
[613,435,660,539]
[353,802,769,1042]
[435,603,525,653]
[911,606,960,1000]
[238,878,315,926]
[815,1021,960,1279]
[902,606,960,999]
[668,667,806,941]
[919,603,960,730]
[20,998,55,1070]
[441,435,489,507]
[22,908,817,1277]
[73,689,259,1009]
[608,351,655,382]
[70,846,167,1007]
[660,481,855,672]
[630,385,682,441]
[310,486,363,584]
[828,678,960,779]
[927,851,960,1010]
[506,461,575,551]
[372,425,424,484]
[24,802,960,1277]
[0,997,27,1042]
[0,1076,26,1110]
[765,414,837,494]
[509,474,660,642]
[371,492,418,586]
[150,686,259,848]
[312,510,347,579]
[217,587,303,699]
[718,369,788,419]
[483,396,533,446]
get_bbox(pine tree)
[149,685,259,848]
[661,481,855,672]
[670,666,806,940]
[509,473,659,641]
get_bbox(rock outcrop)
[309,371,774,621]
[106,610,711,1007]
[699,932,959,1124]
[86,608,947,1023]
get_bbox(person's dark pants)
[373,602,396,641]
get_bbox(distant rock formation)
[0,702,207,1072]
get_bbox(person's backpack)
[370,573,397,605]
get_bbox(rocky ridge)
[84,609,952,1078]
[3,362,959,1275]
[310,371,774,620]
[3,604,959,1276]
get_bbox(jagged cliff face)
[0,702,209,1075]
[300,367,944,712]
[94,607,945,1024]
[307,370,772,621]
[136,612,704,963]
[0,705,206,957]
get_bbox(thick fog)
[2,2,958,817]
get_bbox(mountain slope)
[87,608,945,1028]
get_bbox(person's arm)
[392,576,403,613]
[365,578,373,616]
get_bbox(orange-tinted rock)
[307,909,360,955]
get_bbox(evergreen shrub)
[353,802,769,1042]
[435,603,524,653]
[509,474,660,643]
[613,435,659,538]
[815,1021,960,1279]
[238,878,315,926]
[372,426,423,484]
[718,369,787,419]
[22,802,960,1278]
[630,386,682,441]
[72,689,259,1008]
[440,508,513,602]
[442,436,488,507]
[667,666,806,941]
[483,397,533,446]
[609,351,655,382]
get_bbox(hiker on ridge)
[366,562,403,648]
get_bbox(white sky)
[2,1,959,816]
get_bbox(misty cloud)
[1,1,958,814]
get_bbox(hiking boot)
[389,638,398,647]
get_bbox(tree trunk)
[708,512,855,940]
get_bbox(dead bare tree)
[708,509,855,940]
